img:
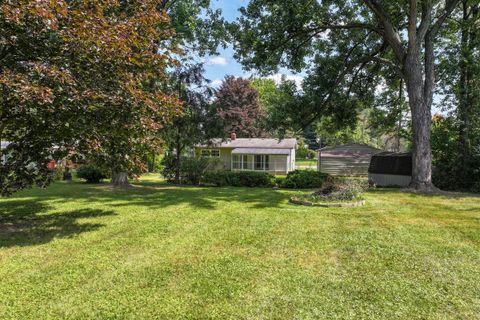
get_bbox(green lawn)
[296,159,317,166]
[1,175,479,319]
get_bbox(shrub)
[50,164,65,181]
[160,154,177,182]
[281,170,332,189]
[203,171,275,187]
[295,178,369,204]
[310,179,368,201]
[76,165,107,183]
[180,157,218,185]
[161,155,219,185]
[306,149,317,159]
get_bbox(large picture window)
[233,154,252,170]
[254,155,269,170]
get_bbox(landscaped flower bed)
[289,197,365,207]
[289,178,368,207]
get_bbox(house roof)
[197,138,297,149]
[231,148,291,155]
[319,143,381,157]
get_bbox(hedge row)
[203,169,332,189]
[203,171,275,187]
[279,170,332,189]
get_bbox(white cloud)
[266,73,304,90]
[211,79,223,87]
[207,56,228,66]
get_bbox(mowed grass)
[296,159,317,166]
[0,175,479,319]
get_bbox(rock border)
[289,197,365,208]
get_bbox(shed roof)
[198,138,297,149]
[368,152,412,175]
[231,148,291,155]
[319,143,382,157]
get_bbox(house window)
[254,155,269,170]
[232,154,241,169]
[232,154,252,170]
[242,155,249,170]
[200,149,220,158]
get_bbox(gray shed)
[318,143,382,176]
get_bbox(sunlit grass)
[296,159,317,166]
[0,174,479,319]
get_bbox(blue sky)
[202,0,304,88]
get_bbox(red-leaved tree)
[0,0,181,194]
[214,76,265,138]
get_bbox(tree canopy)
[0,0,181,194]
[214,76,266,138]
[232,0,462,190]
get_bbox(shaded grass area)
[0,174,479,319]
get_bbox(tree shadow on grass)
[124,185,291,210]
[0,199,116,248]
[7,180,294,211]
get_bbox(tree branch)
[408,0,418,45]
[312,22,384,36]
[362,0,406,62]
[424,0,461,107]
[430,0,461,36]
[417,0,433,40]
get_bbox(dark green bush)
[180,157,218,185]
[160,154,177,182]
[281,169,332,189]
[76,165,107,183]
[307,150,317,159]
[161,155,219,185]
[203,171,275,187]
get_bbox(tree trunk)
[395,79,404,153]
[404,54,435,191]
[457,1,477,187]
[111,171,130,187]
[174,132,182,184]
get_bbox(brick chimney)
[230,132,237,140]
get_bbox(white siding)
[196,146,294,175]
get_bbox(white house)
[195,133,297,175]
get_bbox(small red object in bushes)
[47,160,56,170]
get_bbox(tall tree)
[214,76,266,138]
[0,0,180,194]
[233,0,461,191]
[67,0,181,187]
[158,0,229,56]
[161,63,221,183]
[435,0,479,189]
[249,78,280,112]
[0,1,76,195]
